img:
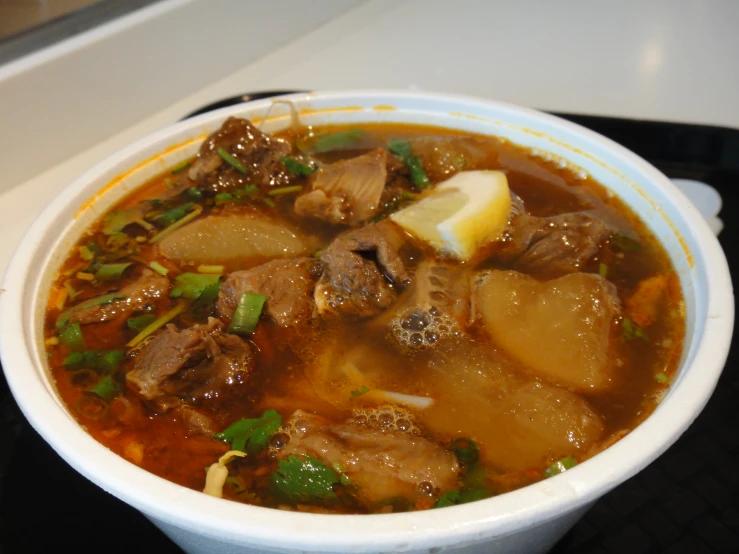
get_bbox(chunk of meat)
[157,213,308,267]
[126,317,253,408]
[278,410,459,506]
[625,274,667,327]
[187,117,293,193]
[294,148,387,224]
[315,221,409,318]
[378,261,471,349]
[494,212,615,277]
[69,272,170,325]
[422,339,605,472]
[217,258,321,327]
[474,270,619,391]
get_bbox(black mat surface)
[1,97,737,554]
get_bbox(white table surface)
[1,0,738,279]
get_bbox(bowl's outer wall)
[0,91,733,554]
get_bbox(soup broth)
[44,118,684,513]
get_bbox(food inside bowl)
[43,115,685,514]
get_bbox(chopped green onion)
[149,261,169,275]
[217,147,247,173]
[127,314,157,332]
[63,350,124,373]
[655,372,669,384]
[77,272,95,281]
[171,160,192,174]
[127,302,186,348]
[149,205,203,244]
[55,293,126,332]
[154,202,194,227]
[59,322,86,352]
[350,385,370,398]
[263,198,276,208]
[88,375,119,402]
[611,233,642,251]
[190,281,221,318]
[95,263,132,281]
[406,156,430,188]
[78,245,94,261]
[214,193,235,204]
[387,138,413,159]
[228,291,267,335]
[622,317,649,341]
[170,273,220,300]
[310,129,366,153]
[387,139,429,189]
[544,455,577,477]
[242,184,259,195]
[196,265,224,274]
[187,187,203,200]
[450,437,480,466]
[63,280,80,300]
[281,156,316,176]
[598,262,608,278]
[268,185,303,197]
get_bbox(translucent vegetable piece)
[474,270,618,391]
[157,214,308,266]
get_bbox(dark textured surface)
[0,107,737,554]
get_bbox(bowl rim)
[0,89,733,551]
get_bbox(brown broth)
[44,122,684,513]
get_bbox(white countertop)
[1,0,737,279]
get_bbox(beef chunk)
[188,117,293,193]
[69,272,170,325]
[495,211,615,277]
[315,221,409,318]
[126,317,253,408]
[294,148,388,224]
[277,410,459,507]
[217,258,321,327]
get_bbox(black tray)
[1,93,737,554]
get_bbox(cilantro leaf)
[213,410,282,454]
[350,385,370,398]
[281,156,316,176]
[272,455,340,502]
[435,487,487,508]
[170,273,220,300]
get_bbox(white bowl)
[0,90,733,554]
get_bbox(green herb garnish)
[55,293,126,332]
[387,139,430,189]
[655,372,669,384]
[228,291,267,335]
[598,262,608,278]
[127,314,157,332]
[170,160,192,174]
[94,263,132,281]
[217,147,247,173]
[59,322,86,352]
[350,385,370,398]
[450,437,480,466]
[154,202,194,227]
[272,455,340,502]
[281,156,316,176]
[63,349,123,373]
[544,455,577,477]
[436,488,487,508]
[622,317,649,341]
[213,410,282,454]
[170,273,220,300]
[268,185,303,196]
[88,375,120,402]
[310,129,366,153]
[610,233,642,251]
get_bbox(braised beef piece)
[277,410,459,507]
[217,258,321,327]
[494,211,615,277]
[315,221,409,318]
[294,148,388,224]
[126,317,253,410]
[69,272,170,325]
[188,117,293,193]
